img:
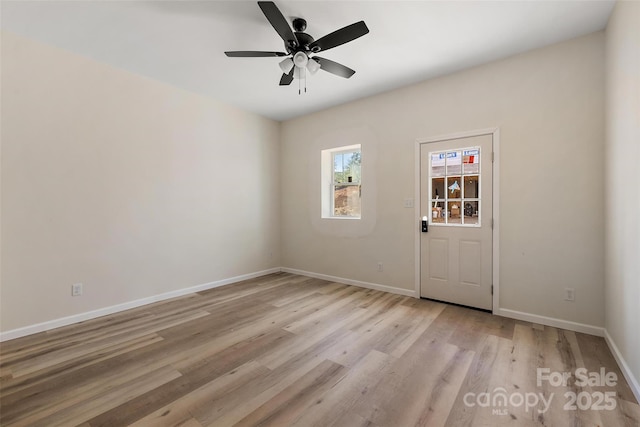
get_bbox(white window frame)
[321,144,362,219]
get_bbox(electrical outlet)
[72,283,83,297]
[564,288,575,302]
[377,262,383,272]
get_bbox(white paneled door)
[420,134,493,310]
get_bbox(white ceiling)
[1,1,614,121]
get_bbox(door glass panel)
[463,149,480,174]
[447,200,462,224]
[464,176,479,198]
[463,201,479,225]
[447,177,462,199]
[431,200,445,223]
[431,153,445,177]
[432,178,445,199]
[429,146,481,226]
[446,151,462,175]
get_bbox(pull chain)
[297,67,307,95]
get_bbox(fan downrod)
[291,18,315,52]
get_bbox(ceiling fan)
[225,1,369,90]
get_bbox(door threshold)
[419,297,491,314]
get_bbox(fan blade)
[314,57,356,79]
[309,21,369,53]
[258,1,298,48]
[225,51,287,57]
[279,67,295,86]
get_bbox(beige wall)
[281,32,606,327]
[0,32,281,332]
[605,1,640,393]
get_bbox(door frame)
[414,128,500,313]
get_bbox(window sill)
[321,216,361,220]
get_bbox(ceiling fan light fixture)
[307,58,320,75]
[293,51,308,68]
[279,58,294,74]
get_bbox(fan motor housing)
[293,32,315,50]
[287,18,315,52]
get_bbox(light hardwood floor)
[1,273,638,426]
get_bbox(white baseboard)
[495,308,604,337]
[604,329,640,404]
[280,267,417,298]
[0,268,281,342]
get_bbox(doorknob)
[421,216,428,232]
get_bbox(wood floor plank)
[232,359,348,427]
[85,329,294,426]
[443,334,515,427]
[291,349,393,427]
[8,365,182,427]
[193,329,359,426]
[349,334,475,426]
[129,361,269,427]
[255,307,368,371]
[7,310,208,379]
[0,333,164,399]
[537,326,589,427]
[598,396,640,427]
[281,287,367,334]
[576,332,638,403]
[329,411,378,427]
[382,302,446,359]
[1,338,185,424]
[1,273,637,427]
[507,324,552,424]
[325,304,414,367]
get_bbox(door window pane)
[463,149,480,174]
[446,151,462,175]
[431,153,445,177]
[431,200,445,223]
[463,201,479,225]
[464,176,479,198]
[447,177,462,199]
[432,178,445,200]
[447,201,462,224]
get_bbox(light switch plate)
[403,198,414,208]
